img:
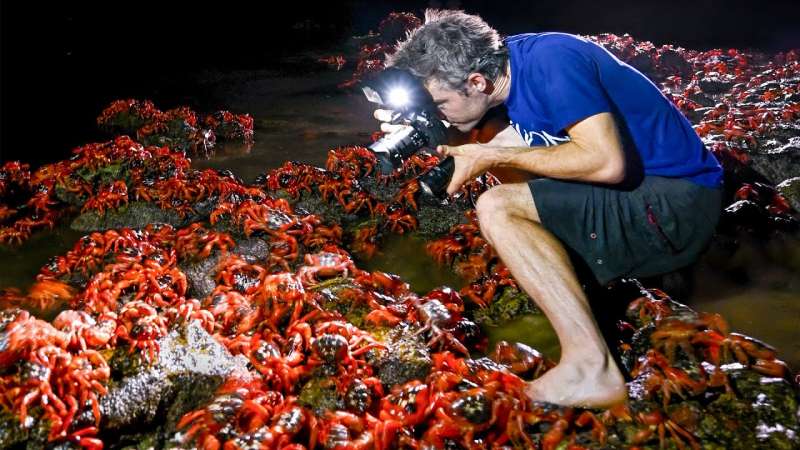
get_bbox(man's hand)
[373,109,411,134]
[436,143,499,195]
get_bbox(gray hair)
[385,9,507,91]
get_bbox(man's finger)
[381,123,408,133]
[374,109,394,122]
[438,145,461,156]
[447,178,461,196]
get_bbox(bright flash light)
[387,87,410,108]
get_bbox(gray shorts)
[529,176,722,285]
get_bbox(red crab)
[81,180,129,215]
[114,300,169,362]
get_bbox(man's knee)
[475,183,541,224]
[475,185,506,221]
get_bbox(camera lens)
[418,156,455,198]
[369,125,428,173]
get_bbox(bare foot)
[524,353,627,408]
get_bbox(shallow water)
[362,234,562,360]
[361,234,464,294]
[190,66,377,182]
[1,62,798,373]
[688,234,800,371]
[0,225,85,291]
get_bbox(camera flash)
[388,87,410,108]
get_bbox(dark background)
[2,0,799,165]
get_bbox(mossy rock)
[298,377,344,416]
[470,286,537,327]
[374,327,432,388]
[100,322,247,432]
[777,176,800,212]
[70,201,193,232]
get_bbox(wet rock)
[687,92,716,107]
[414,199,468,240]
[656,47,692,77]
[719,199,798,235]
[776,177,800,212]
[291,191,360,229]
[112,430,163,450]
[100,321,248,433]
[697,364,800,449]
[180,237,270,299]
[750,134,800,185]
[621,322,656,373]
[139,121,215,156]
[298,377,345,416]
[374,326,432,389]
[0,410,33,449]
[699,75,736,95]
[314,277,371,327]
[179,254,220,300]
[232,236,272,263]
[70,201,193,232]
[627,52,655,78]
[470,286,537,327]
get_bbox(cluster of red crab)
[0,135,268,247]
[425,210,519,308]
[256,146,495,261]
[0,309,109,448]
[0,161,61,245]
[587,33,695,82]
[335,12,422,90]
[176,346,551,450]
[173,254,528,449]
[613,288,795,449]
[683,50,799,150]
[96,99,253,155]
[0,176,530,449]
[173,280,798,450]
[580,35,800,156]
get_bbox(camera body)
[368,108,447,175]
[361,69,454,198]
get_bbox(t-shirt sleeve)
[532,36,613,133]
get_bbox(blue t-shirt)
[504,33,722,188]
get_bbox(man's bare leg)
[475,183,627,407]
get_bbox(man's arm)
[493,112,626,183]
[438,112,626,194]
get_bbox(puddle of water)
[361,233,464,295]
[0,225,85,291]
[484,313,561,361]
[690,288,800,369]
[362,234,562,360]
[191,69,376,183]
[687,233,800,371]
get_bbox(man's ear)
[466,72,492,95]
[467,72,488,92]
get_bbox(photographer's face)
[426,76,491,133]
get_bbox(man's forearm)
[490,142,625,184]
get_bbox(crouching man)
[377,10,722,407]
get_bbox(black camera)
[361,69,453,197]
